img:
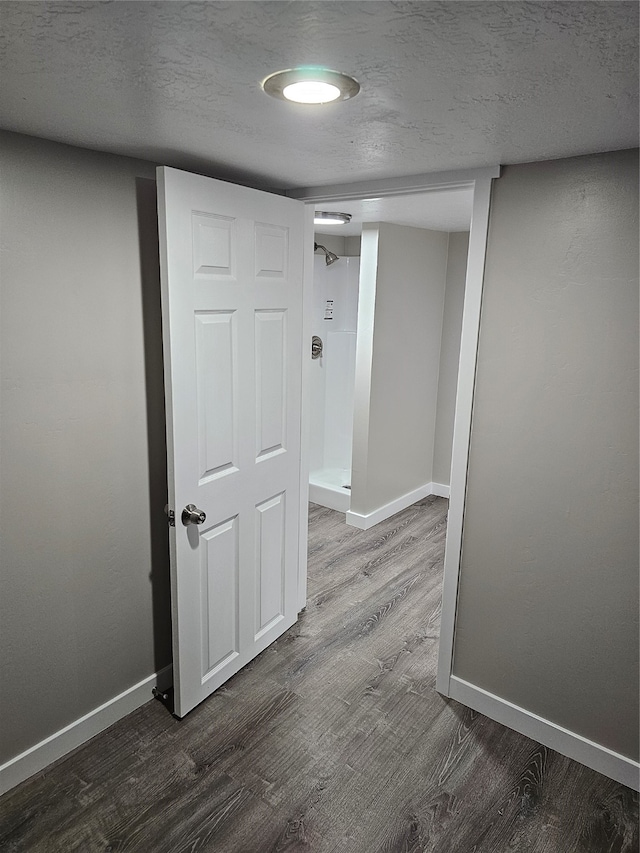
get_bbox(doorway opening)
[292,167,497,697]
[308,187,474,527]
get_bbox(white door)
[157,166,308,718]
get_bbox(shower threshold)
[309,468,351,513]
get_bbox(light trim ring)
[262,67,360,104]
[314,211,352,226]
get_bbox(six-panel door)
[157,167,306,717]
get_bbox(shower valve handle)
[311,336,323,359]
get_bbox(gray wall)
[0,132,171,763]
[432,231,469,487]
[313,232,361,258]
[452,150,639,761]
[3,134,637,774]
[313,232,346,258]
[351,222,448,516]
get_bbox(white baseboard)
[346,482,435,530]
[448,675,639,792]
[0,664,173,797]
[430,481,450,498]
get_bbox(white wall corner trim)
[430,482,450,499]
[346,483,437,530]
[0,665,173,797]
[449,675,640,792]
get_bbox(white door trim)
[287,165,500,202]
[436,175,494,696]
[295,167,498,694]
[297,203,315,611]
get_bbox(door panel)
[157,166,307,717]
[255,309,287,459]
[200,516,239,678]
[192,212,235,278]
[194,310,238,481]
[255,223,288,279]
[255,491,286,639]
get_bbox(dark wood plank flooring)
[1,497,638,852]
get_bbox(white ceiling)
[0,1,637,194]
[314,186,474,235]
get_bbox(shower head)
[314,242,340,266]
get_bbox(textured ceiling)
[0,1,637,192]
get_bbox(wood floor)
[1,497,638,852]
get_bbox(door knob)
[182,504,206,526]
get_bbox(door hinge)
[165,505,175,527]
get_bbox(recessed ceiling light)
[314,211,352,226]
[284,81,341,104]
[262,67,360,104]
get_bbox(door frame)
[297,203,315,611]
[289,165,499,693]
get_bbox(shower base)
[309,467,351,513]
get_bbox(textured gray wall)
[432,232,469,487]
[452,151,639,760]
[351,223,449,516]
[0,132,171,763]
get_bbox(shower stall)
[308,251,360,512]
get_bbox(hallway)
[1,498,637,851]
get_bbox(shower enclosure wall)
[309,253,360,512]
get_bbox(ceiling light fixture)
[314,211,352,226]
[262,67,360,104]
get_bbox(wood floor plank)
[0,497,637,853]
